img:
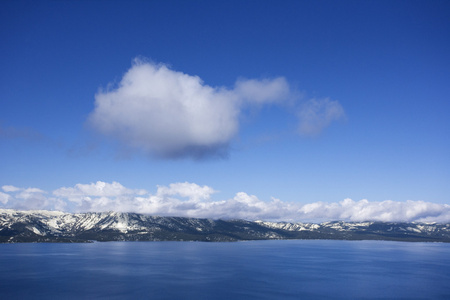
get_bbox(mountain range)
[1,209,449,243]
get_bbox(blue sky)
[1,0,449,222]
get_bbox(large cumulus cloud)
[2,182,450,223]
[88,59,345,159]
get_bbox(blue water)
[1,240,449,299]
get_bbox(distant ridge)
[1,209,450,243]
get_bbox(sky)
[1,0,449,223]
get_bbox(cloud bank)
[2,182,449,223]
[88,59,345,159]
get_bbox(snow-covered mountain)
[1,209,449,243]
[256,220,450,241]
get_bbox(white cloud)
[1,181,449,223]
[2,185,21,192]
[54,181,139,198]
[0,186,66,211]
[88,59,344,159]
[16,188,46,199]
[88,60,241,159]
[297,199,450,223]
[0,192,10,204]
[233,77,290,104]
[297,98,345,136]
[155,182,216,201]
[53,181,146,212]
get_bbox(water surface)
[1,240,449,299]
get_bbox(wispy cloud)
[88,59,345,159]
[233,77,291,105]
[297,98,346,136]
[2,182,449,223]
[0,124,44,141]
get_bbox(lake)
[1,240,449,299]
